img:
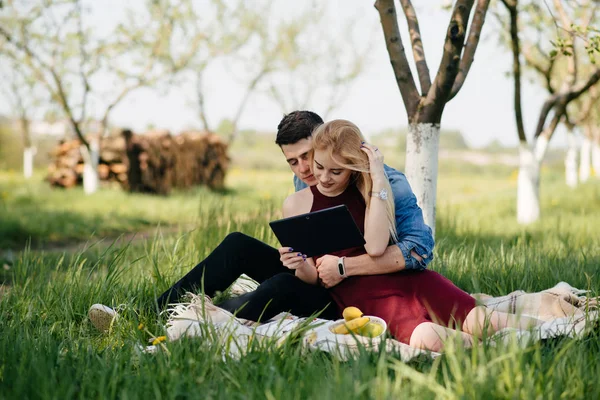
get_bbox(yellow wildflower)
[152,336,167,345]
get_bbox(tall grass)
[1,168,599,399]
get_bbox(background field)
[1,155,599,399]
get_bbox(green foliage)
[1,169,599,399]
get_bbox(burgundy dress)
[310,184,476,344]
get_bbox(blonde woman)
[280,120,541,351]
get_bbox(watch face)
[380,189,388,200]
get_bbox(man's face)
[280,137,318,186]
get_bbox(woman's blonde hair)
[310,119,397,243]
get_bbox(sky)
[0,0,569,149]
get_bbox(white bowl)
[328,315,387,339]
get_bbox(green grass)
[1,166,600,399]
[0,168,295,249]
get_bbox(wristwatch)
[337,256,347,278]
[369,188,388,200]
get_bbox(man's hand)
[316,255,343,288]
[278,247,308,270]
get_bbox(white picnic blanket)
[157,281,598,360]
[162,294,433,361]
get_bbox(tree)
[498,0,600,223]
[0,0,197,193]
[264,7,370,122]
[574,87,600,181]
[189,1,370,144]
[0,58,45,178]
[565,86,600,185]
[375,0,490,235]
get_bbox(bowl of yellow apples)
[329,307,387,339]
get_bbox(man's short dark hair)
[275,110,324,146]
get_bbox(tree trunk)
[23,146,36,179]
[517,142,541,224]
[579,134,591,183]
[564,129,578,188]
[80,139,99,194]
[592,135,600,179]
[404,123,440,236]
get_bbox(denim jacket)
[294,164,434,270]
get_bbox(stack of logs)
[46,130,229,194]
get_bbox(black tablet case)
[269,205,366,257]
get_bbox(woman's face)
[313,148,353,196]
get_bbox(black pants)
[156,232,339,321]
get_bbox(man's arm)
[316,245,423,288]
[385,165,434,270]
[315,165,434,287]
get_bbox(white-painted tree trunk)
[80,139,99,194]
[533,135,549,162]
[565,131,578,188]
[517,137,548,225]
[404,123,440,237]
[579,135,591,183]
[592,140,600,179]
[23,146,36,179]
[517,144,540,224]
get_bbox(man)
[88,110,434,332]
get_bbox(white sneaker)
[88,304,118,333]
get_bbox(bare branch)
[399,0,431,95]
[534,68,600,138]
[500,0,527,143]
[534,96,558,138]
[374,0,420,116]
[522,46,556,94]
[0,22,89,147]
[76,0,90,125]
[552,0,572,30]
[196,68,211,133]
[425,0,475,122]
[568,67,600,101]
[228,66,270,143]
[570,86,600,125]
[537,104,564,143]
[449,0,490,101]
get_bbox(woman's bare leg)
[463,306,543,337]
[409,322,475,352]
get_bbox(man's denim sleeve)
[294,175,308,192]
[384,165,435,270]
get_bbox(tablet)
[269,205,365,257]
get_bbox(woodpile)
[46,134,127,188]
[47,130,229,194]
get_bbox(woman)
[280,120,540,351]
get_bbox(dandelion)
[151,336,167,345]
[138,323,144,330]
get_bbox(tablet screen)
[269,205,366,257]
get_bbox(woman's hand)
[278,247,309,270]
[279,247,318,284]
[360,142,386,184]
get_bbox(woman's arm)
[362,143,391,257]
